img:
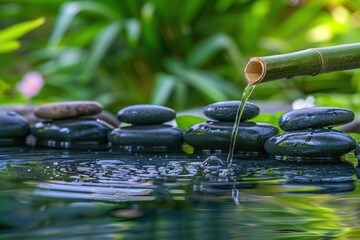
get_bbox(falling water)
[226,83,256,164]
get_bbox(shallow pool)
[1,147,360,239]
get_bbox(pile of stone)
[0,111,30,146]
[30,101,114,150]
[265,107,356,161]
[108,104,184,152]
[184,101,278,155]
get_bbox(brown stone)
[34,101,103,119]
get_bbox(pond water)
[1,147,360,239]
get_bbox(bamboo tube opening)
[244,58,266,84]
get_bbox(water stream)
[226,83,256,164]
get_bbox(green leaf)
[0,17,45,42]
[0,41,20,53]
[48,1,119,46]
[150,73,176,105]
[81,21,122,82]
[175,115,207,130]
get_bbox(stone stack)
[184,101,279,155]
[0,111,30,146]
[108,104,184,152]
[30,101,114,150]
[265,107,356,162]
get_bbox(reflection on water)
[0,147,360,239]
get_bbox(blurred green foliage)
[1,0,360,113]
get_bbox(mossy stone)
[184,121,278,152]
[34,101,103,120]
[265,129,355,159]
[109,125,183,148]
[31,118,114,141]
[0,111,29,138]
[117,105,176,125]
[279,107,354,131]
[203,101,260,122]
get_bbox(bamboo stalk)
[244,43,360,84]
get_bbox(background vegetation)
[1,0,360,114]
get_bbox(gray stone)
[109,125,184,148]
[265,129,355,159]
[34,101,103,119]
[117,105,176,125]
[279,107,354,131]
[203,101,260,122]
[0,111,30,138]
[31,118,113,141]
[184,121,278,152]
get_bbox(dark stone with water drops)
[0,111,29,138]
[265,129,355,160]
[31,118,114,141]
[34,101,103,119]
[279,107,354,131]
[203,101,260,122]
[109,125,184,150]
[117,105,176,125]
[184,121,278,152]
[34,139,109,150]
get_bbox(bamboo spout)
[244,43,360,84]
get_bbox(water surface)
[1,147,359,239]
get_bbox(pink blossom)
[16,72,44,98]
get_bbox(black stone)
[31,118,114,141]
[0,111,30,138]
[117,105,176,125]
[265,129,355,159]
[279,107,354,131]
[184,121,278,152]
[203,101,260,122]
[109,125,184,149]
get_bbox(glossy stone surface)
[109,125,184,148]
[265,129,355,159]
[0,111,30,138]
[117,105,176,125]
[184,121,278,152]
[279,107,354,131]
[203,101,260,122]
[34,101,103,119]
[31,118,114,141]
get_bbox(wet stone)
[31,118,114,142]
[265,129,356,161]
[279,107,354,131]
[117,105,176,125]
[203,101,260,122]
[109,125,184,152]
[0,111,30,138]
[34,101,103,120]
[184,121,278,153]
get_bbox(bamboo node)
[310,48,324,75]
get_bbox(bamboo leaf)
[0,17,45,42]
[179,0,205,24]
[175,115,207,130]
[150,73,176,105]
[187,33,244,78]
[0,41,20,53]
[125,19,141,47]
[82,21,122,82]
[48,1,119,46]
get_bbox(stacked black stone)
[265,107,356,162]
[184,101,278,155]
[30,101,114,150]
[0,111,30,146]
[109,104,184,153]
